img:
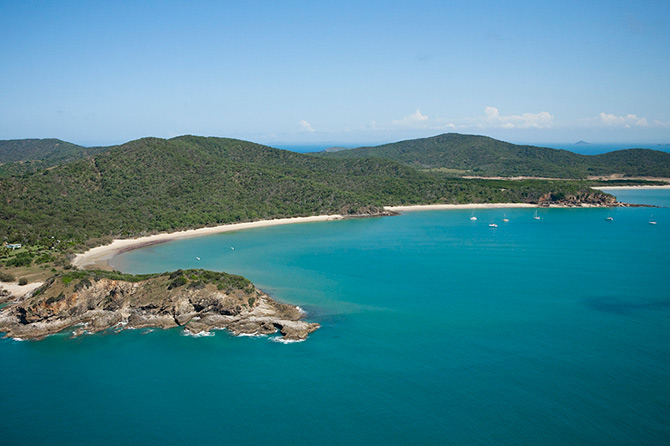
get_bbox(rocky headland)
[537,190,619,207]
[0,269,319,342]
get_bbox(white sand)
[72,214,344,269]
[384,203,536,212]
[70,198,634,270]
[0,282,43,299]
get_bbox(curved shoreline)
[72,214,344,270]
[73,203,546,270]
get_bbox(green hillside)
[318,133,670,178]
[0,138,110,176]
[590,149,670,177]
[0,135,609,247]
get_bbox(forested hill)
[317,133,670,178]
[0,138,110,176]
[0,135,609,246]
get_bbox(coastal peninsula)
[0,269,319,341]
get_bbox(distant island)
[1,132,668,341]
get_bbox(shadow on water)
[299,306,350,327]
[584,296,670,315]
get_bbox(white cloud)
[392,109,429,128]
[598,112,649,128]
[298,119,316,132]
[581,112,670,129]
[367,107,553,135]
[436,122,457,130]
[482,106,554,129]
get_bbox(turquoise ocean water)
[1,189,669,445]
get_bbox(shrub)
[5,252,34,267]
[18,277,28,286]
[188,281,205,290]
[168,275,188,289]
[0,271,15,282]
[34,253,54,264]
[45,292,65,305]
[74,278,92,292]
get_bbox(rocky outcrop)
[537,190,619,207]
[0,288,11,304]
[0,272,319,342]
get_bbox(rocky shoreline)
[536,190,617,207]
[0,270,319,342]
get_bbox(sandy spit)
[72,214,344,270]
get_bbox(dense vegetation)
[318,133,670,178]
[0,138,110,176]
[52,268,253,293]
[0,135,610,247]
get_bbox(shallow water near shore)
[2,190,669,445]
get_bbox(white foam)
[113,321,128,332]
[236,332,267,338]
[296,306,307,316]
[183,329,214,337]
[270,336,305,344]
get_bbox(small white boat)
[649,215,657,225]
[606,216,614,221]
[196,257,200,260]
[231,247,235,250]
[502,214,509,222]
[489,223,498,228]
[533,210,541,220]
[470,216,477,221]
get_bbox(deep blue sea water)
[2,190,669,445]
[533,143,670,155]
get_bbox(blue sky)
[1,0,669,146]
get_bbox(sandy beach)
[72,214,344,270]
[73,204,544,270]
[72,199,634,270]
[384,203,536,212]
